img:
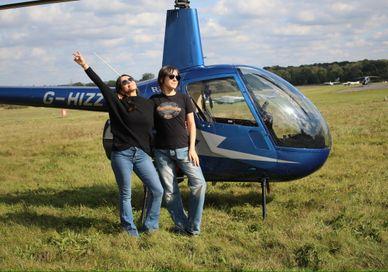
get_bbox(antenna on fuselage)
[93,52,121,77]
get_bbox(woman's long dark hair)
[115,74,139,96]
[115,74,138,111]
[157,65,180,87]
[115,74,131,95]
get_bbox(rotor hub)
[175,0,190,9]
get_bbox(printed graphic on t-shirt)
[157,102,182,119]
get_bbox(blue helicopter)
[0,0,332,219]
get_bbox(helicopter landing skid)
[140,178,270,228]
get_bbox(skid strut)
[140,185,149,225]
[261,178,268,220]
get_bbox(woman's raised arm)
[72,51,117,106]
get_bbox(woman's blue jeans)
[111,147,163,236]
[155,147,206,235]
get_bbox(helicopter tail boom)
[0,86,107,112]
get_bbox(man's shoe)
[185,229,200,236]
[139,227,158,235]
[171,225,190,235]
[126,228,139,237]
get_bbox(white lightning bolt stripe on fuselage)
[200,131,298,164]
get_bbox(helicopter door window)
[186,77,257,126]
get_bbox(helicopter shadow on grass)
[0,183,273,211]
[179,182,274,212]
[0,184,147,234]
[205,190,274,211]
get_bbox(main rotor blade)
[0,0,78,11]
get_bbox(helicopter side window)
[186,77,257,126]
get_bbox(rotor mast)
[162,0,204,70]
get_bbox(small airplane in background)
[343,76,379,86]
[323,77,340,86]
[342,80,360,86]
[358,76,379,85]
[0,0,332,219]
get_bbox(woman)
[73,52,163,237]
[151,65,206,236]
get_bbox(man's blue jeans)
[155,147,206,235]
[111,147,163,236]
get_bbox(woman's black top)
[85,67,154,155]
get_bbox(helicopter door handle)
[202,123,212,128]
[248,129,270,150]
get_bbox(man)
[151,65,206,236]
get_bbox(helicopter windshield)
[240,67,331,149]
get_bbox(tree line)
[264,59,388,86]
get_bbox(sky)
[0,0,387,86]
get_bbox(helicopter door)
[186,76,275,180]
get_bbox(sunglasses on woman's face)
[168,74,181,81]
[121,78,134,86]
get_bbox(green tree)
[107,80,116,87]
[317,67,328,82]
[140,73,155,81]
[328,64,343,81]
[344,63,363,80]
[265,59,388,85]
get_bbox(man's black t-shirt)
[85,67,154,155]
[151,92,194,149]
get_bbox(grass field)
[0,84,387,270]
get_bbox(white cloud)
[330,3,354,13]
[202,19,249,41]
[98,37,127,48]
[273,24,313,36]
[213,0,279,17]
[297,11,315,23]
[126,12,163,27]
[132,33,156,43]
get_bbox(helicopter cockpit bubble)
[239,67,331,149]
